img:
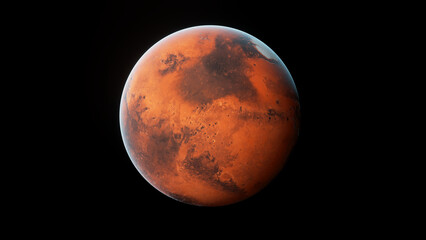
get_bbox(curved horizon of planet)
[119,25,300,206]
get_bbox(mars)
[120,25,300,206]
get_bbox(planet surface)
[120,25,300,206]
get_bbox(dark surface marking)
[135,107,149,119]
[131,94,149,124]
[182,126,196,143]
[216,177,242,193]
[173,132,182,142]
[160,53,187,75]
[145,128,178,171]
[183,148,245,194]
[130,118,139,132]
[123,91,214,177]
[183,150,219,177]
[233,36,259,58]
[157,118,166,128]
[236,108,287,122]
[121,92,149,153]
[233,36,278,64]
[237,110,263,121]
[136,118,207,176]
[267,109,280,117]
[135,95,142,108]
[180,34,258,104]
[267,108,285,120]
[123,96,188,176]
[142,121,202,175]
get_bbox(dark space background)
[17,1,380,231]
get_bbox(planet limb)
[120,25,300,206]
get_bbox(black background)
[17,1,378,231]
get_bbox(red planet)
[120,25,300,206]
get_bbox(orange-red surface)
[120,26,299,206]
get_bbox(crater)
[183,148,245,194]
[159,53,188,75]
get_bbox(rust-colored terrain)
[120,26,300,206]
